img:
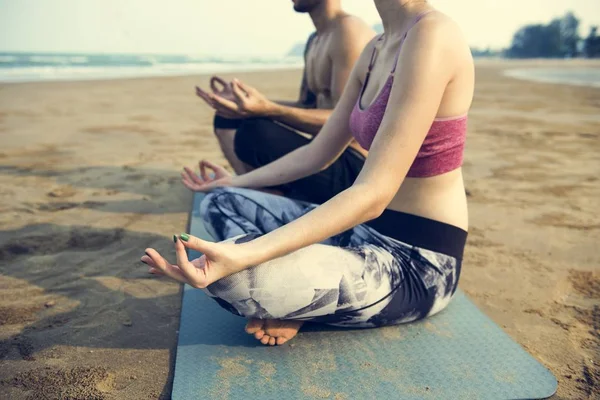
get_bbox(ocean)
[0,52,304,83]
[504,67,600,88]
[4,53,599,88]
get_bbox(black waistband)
[364,209,468,259]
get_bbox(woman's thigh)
[200,187,317,241]
[202,241,402,326]
[199,188,461,327]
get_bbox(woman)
[141,0,474,346]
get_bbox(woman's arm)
[229,61,367,190]
[238,16,462,266]
[231,98,354,190]
[181,49,370,193]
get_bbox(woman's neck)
[375,0,430,37]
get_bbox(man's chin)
[292,0,311,13]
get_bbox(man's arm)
[208,20,374,133]
[273,100,307,107]
[266,18,375,135]
[266,33,318,109]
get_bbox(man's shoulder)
[332,14,374,37]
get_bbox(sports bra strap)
[391,10,434,74]
[367,35,384,72]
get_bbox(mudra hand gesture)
[142,233,250,289]
[180,159,233,192]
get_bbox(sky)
[1,0,599,55]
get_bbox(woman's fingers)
[181,160,229,193]
[183,166,204,185]
[181,179,196,191]
[177,233,217,258]
[202,160,230,179]
[199,160,211,182]
[141,254,156,266]
[181,177,202,192]
[180,171,196,186]
[181,170,202,189]
[144,248,188,284]
[148,267,165,275]
[173,237,207,288]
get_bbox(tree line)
[292,14,600,59]
[473,12,600,58]
[508,12,599,58]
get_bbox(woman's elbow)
[354,185,390,221]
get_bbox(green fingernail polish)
[180,233,190,242]
[173,234,178,243]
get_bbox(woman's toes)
[260,335,271,345]
[245,318,264,334]
[268,337,276,346]
[254,330,265,340]
[276,337,288,345]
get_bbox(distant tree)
[286,42,306,57]
[508,24,559,57]
[584,26,600,58]
[471,47,502,58]
[559,11,580,57]
[507,12,581,58]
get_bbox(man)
[195,0,375,204]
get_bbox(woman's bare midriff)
[386,168,469,231]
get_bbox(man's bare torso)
[305,30,338,110]
[303,15,372,156]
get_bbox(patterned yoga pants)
[199,187,467,328]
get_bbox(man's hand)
[209,79,277,118]
[195,76,245,119]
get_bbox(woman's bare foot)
[245,318,304,346]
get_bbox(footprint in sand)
[530,212,600,231]
[46,186,77,199]
[36,202,79,212]
[8,366,112,398]
[0,335,36,361]
[0,227,124,262]
[569,270,600,299]
[27,201,107,213]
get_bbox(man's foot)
[245,318,304,346]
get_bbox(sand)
[0,60,598,399]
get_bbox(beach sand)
[0,60,598,399]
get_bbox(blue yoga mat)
[172,193,557,400]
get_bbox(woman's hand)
[181,160,233,192]
[141,234,251,288]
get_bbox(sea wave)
[0,52,303,83]
[504,67,600,88]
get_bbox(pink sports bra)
[349,11,468,178]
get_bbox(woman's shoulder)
[408,11,469,52]
[346,34,382,77]
[358,34,383,63]
[402,10,472,67]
